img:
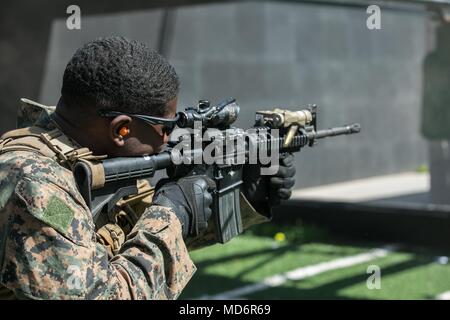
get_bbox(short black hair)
[61,36,179,116]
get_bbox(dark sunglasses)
[98,110,179,136]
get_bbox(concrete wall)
[38,1,429,188]
[0,0,201,134]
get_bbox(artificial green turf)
[180,224,450,300]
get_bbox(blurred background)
[1,0,450,299]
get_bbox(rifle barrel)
[315,123,361,139]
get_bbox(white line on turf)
[197,245,397,300]
[436,291,450,300]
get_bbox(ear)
[109,115,132,147]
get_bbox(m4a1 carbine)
[73,98,360,244]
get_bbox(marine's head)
[54,36,180,157]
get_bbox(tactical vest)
[0,99,154,257]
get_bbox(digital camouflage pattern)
[0,103,196,299]
[0,150,195,299]
[17,98,56,130]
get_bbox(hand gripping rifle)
[73,98,360,243]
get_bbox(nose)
[163,133,170,144]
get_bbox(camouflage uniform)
[0,100,267,300]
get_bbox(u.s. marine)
[0,37,296,300]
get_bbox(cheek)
[131,125,165,154]
[123,138,155,156]
[144,130,165,147]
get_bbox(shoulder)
[0,150,84,203]
[0,150,94,245]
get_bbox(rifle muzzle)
[315,123,361,139]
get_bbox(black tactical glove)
[242,153,296,217]
[152,175,216,239]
